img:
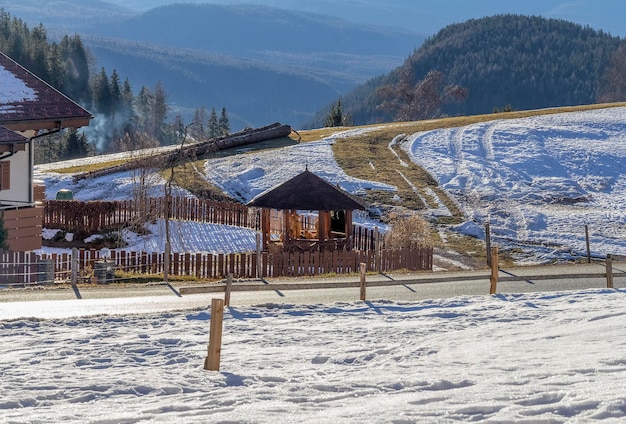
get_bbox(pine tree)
[153,81,168,142]
[207,108,220,138]
[29,23,48,80]
[46,43,66,90]
[92,67,112,116]
[59,34,91,103]
[135,85,154,135]
[192,106,207,137]
[324,100,345,127]
[218,107,230,136]
[61,128,91,160]
[121,78,136,134]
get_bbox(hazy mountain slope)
[86,37,344,128]
[326,15,622,126]
[80,4,421,127]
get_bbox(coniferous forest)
[309,15,626,127]
[0,9,230,163]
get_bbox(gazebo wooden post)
[261,208,270,250]
[283,209,291,242]
[318,210,329,242]
[345,209,353,244]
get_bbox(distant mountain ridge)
[80,3,421,127]
[87,4,419,57]
[101,0,626,37]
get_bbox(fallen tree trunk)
[73,122,293,181]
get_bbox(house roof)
[248,169,366,211]
[0,125,28,144]
[0,52,92,132]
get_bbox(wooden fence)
[43,195,382,252]
[0,251,52,285]
[44,197,260,234]
[0,247,433,284]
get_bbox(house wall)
[0,146,32,205]
[3,206,43,251]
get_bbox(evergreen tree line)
[190,106,231,139]
[0,8,90,105]
[0,9,232,163]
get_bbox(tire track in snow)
[450,127,474,191]
[481,122,497,161]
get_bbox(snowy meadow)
[403,107,626,263]
[3,290,626,422]
[8,106,626,422]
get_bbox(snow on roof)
[0,52,92,126]
[0,63,37,105]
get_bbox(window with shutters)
[0,161,10,190]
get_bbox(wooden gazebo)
[248,168,366,252]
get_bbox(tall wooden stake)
[606,254,614,289]
[585,225,591,263]
[224,273,233,306]
[71,247,78,287]
[374,228,381,273]
[489,247,498,295]
[256,233,262,279]
[359,262,367,301]
[485,222,491,267]
[204,298,225,371]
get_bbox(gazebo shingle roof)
[248,169,366,211]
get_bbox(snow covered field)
[3,290,626,422]
[35,106,626,265]
[9,107,626,422]
[403,107,626,264]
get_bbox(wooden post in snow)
[256,233,262,279]
[71,248,78,286]
[204,298,224,371]
[359,262,367,301]
[585,225,591,263]
[489,247,499,295]
[224,273,233,306]
[374,228,381,273]
[485,222,491,267]
[606,254,614,289]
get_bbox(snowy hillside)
[402,107,626,263]
[34,106,626,265]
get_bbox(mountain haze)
[0,1,421,128]
[102,0,626,37]
[80,4,421,127]
[3,2,625,130]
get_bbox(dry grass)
[49,159,129,174]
